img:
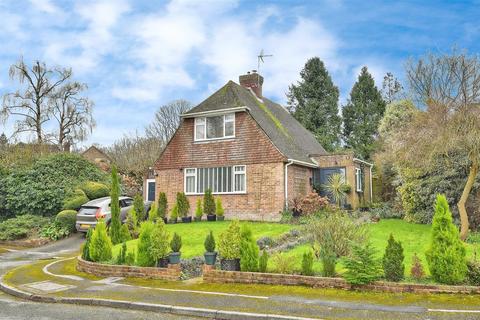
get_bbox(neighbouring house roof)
[182,81,327,165]
[82,145,112,162]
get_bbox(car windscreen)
[78,207,98,215]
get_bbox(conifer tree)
[109,165,122,245]
[426,194,467,284]
[342,66,386,159]
[287,57,342,151]
[89,220,112,262]
[382,234,405,282]
[240,224,259,272]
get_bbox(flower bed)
[202,265,480,294]
[77,256,181,281]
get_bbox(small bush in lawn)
[204,231,216,252]
[133,194,146,222]
[203,189,215,216]
[426,194,467,284]
[218,220,241,260]
[157,192,167,219]
[240,224,259,272]
[272,253,295,274]
[297,192,329,215]
[125,208,139,239]
[148,202,158,222]
[410,253,425,281]
[467,258,480,286]
[125,250,136,265]
[40,221,70,240]
[302,250,314,276]
[120,224,131,242]
[383,234,405,282]
[63,189,89,210]
[55,210,78,233]
[80,181,109,200]
[89,220,112,262]
[150,220,170,263]
[170,232,182,253]
[343,242,382,285]
[169,204,178,222]
[136,221,156,267]
[216,198,224,218]
[82,228,93,261]
[319,234,337,277]
[259,250,268,273]
[195,199,203,220]
[176,192,190,218]
[117,242,127,265]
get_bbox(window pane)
[195,123,205,140]
[234,173,245,192]
[197,168,203,193]
[225,113,234,122]
[225,121,234,136]
[206,116,224,139]
[227,167,232,192]
[186,176,195,193]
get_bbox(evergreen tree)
[287,57,341,151]
[109,165,122,245]
[426,194,467,284]
[157,192,167,219]
[89,220,112,262]
[240,224,259,272]
[203,189,215,216]
[82,228,93,261]
[342,66,386,160]
[382,234,405,282]
[343,242,382,285]
[133,194,146,222]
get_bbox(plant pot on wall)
[217,216,225,221]
[181,216,192,223]
[169,252,181,264]
[157,257,169,268]
[220,258,240,271]
[204,252,217,265]
[169,218,177,224]
[207,214,216,221]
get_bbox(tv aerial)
[257,49,273,71]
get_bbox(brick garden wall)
[77,257,181,281]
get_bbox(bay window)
[184,165,246,194]
[194,113,235,141]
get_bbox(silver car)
[75,196,150,233]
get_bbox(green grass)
[113,221,293,259]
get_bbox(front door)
[146,179,156,202]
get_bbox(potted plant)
[216,198,225,221]
[194,199,203,222]
[218,220,241,271]
[177,192,192,223]
[169,204,178,224]
[204,231,217,265]
[149,221,170,268]
[158,192,168,224]
[169,232,182,264]
[204,189,216,221]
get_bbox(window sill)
[185,192,247,196]
[193,137,235,144]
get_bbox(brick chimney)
[239,70,264,98]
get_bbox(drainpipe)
[284,160,294,210]
[369,165,373,202]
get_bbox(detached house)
[150,71,372,221]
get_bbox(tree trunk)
[458,161,478,240]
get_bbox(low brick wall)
[202,265,480,294]
[77,256,181,281]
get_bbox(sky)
[1,0,479,146]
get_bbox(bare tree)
[1,58,71,143]
[50,82,95,147]
[400,50,480,239]
[145,99,192,143]
[382,72,404,104]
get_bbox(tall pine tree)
[342,66,386,160]
[287,57,342,151]
[109,165,122,244]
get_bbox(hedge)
[80,181,110,200]
[56,210,78,233]
[63,189,89,210]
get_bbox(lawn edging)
[202,265,480,294]
[76,256,181,281]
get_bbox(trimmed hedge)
[80,181,110,200]
[55,210,78,233]
[63,189,89,210]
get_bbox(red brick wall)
[287,164,313,205]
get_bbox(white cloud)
[29,0,60,14]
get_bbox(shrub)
[467,259,480,286]
[297,192,329,215]
[148,202,158,222]
[125,250,135,265]
[170,232,182,253]
[195,199,203,219]
[117,242,127,265]
[320,173,350,207]
[204,231,216,252]
[203,189,215,216]
[343,242,382,285]
[157,192,167,219]
[80,181,109,200]
[120,224,131,242]
[40,221,71,240]
[55,210,77,233]
[320,244,337,277]
[150,220,170,263]
[63,189,89,210]
[301,250,314,276]
[426,194,467,284]
[272,253,295,274]
[240,224,259,272]
[125,208,139,239]
[82,228,93,261]
[369,202,404,219]
[0,214,49,241]
[89,220,112,262]
[382,234,405,282]
[169,204,178,222]
[136,221,156,267]
[218,220,241,259]
[109,166,122,245]
[410,253,425,281]
[133,194,146,222]
[176,192,190,217]
[259,250,268,273]
[216,198,224,217]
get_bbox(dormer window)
[194,113,235,141]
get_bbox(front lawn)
[113,221,293,259]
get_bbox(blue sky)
[1,0,479,146]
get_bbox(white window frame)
[355,168,363,192]
[184,165,246,195]
[194,113,235,141]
